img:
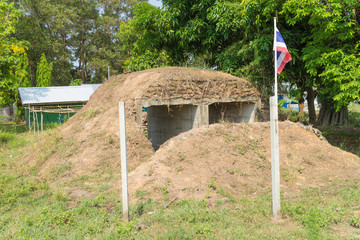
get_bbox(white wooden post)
[119,102,129,221]
[41,107,43,134]
[36,109,39,136]
[270,96,280,220]
[33,107,36,135]
[59,105,61,125]
[28,105,31,132]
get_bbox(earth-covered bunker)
[131,67,261,149]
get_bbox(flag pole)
[274,17,278,101]
[271,16,281,221]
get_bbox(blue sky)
[148,0,162,7]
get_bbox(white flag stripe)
[277,52,286,70]
[276,42,287,48]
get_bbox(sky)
[148,0,162,7]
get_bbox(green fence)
[25,106,81,126]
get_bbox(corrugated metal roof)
[18,84,101,105]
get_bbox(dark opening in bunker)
[147,104,197,150]
[209,102,255,124]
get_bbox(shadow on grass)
[318,125,360,157]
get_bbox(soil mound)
[23,67,359,201]
[26,67,259,183]
[127,121,360,201]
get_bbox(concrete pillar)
[193,103,209,127]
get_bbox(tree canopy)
[36,53,53,87]
[14,0,146,85]
[0,0,358,125]
[120,0,360,125]
[0,2,30,106]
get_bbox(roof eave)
[20,100,88,106]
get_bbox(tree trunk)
[317,104,349,126]
[299,102,304,115]
[298,91,304,115]
[29,61,36,86]
[82,49,87,83]
[306,87,316,124]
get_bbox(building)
[17,84,101,128]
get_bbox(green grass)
[348,103,360,112]
[324,104,360,155]
[2,178,360,239]
[319,107,360,157]
[348,103,360,126]
[1,122,360,239]
[0,122,28,133]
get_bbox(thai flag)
[274,27,292,74]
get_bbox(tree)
[69,79,82,86]
[0,2,30,106]
[118,2,174,71]
[87,0,147,81]
[36,53,53,87]
[124,0,359,125]
[15,0,75,86]
[283,0,360,125]
[16,0,146,84]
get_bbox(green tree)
[17,0,146,84]
[16,0,75,86]
[0,2,30,106]
[87,0,147,81]
[120,1,296,97]
[125,0,360,125]
[118,2,174,71]
[36,53,53,87]
[283,0,360,125]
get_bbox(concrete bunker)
[209,102,256,124]
[147,104,198,149]
[131,67,261,150]
[141,100,259,150]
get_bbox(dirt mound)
[23,67,359,201]
[127,121,360,201]
[26,67,259,183]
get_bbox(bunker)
[129,67,261,149]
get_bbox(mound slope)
[26,67,259,184]
[23,67,359,201]
[127,121,360,201]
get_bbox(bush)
[0,131,15,144]
[278,108,309,125]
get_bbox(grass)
[2,177,360,239]
[83,107,102,120]
[1,122,360,239]
[348,103,360,127]
[348,102,360,112]
[318,103,360,156]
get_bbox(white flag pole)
[274,17,278,101]
[271,17,281,221]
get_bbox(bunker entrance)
[209,102,255,124]
[147,104,197,150]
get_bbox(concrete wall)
[148,105,197,149]
[209,102,256,124]
[0,107,12,122]
[144,99,259,150]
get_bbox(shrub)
[0,131,15,144]
[278,108,309,125]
